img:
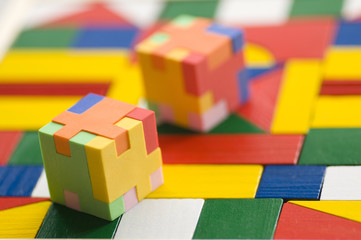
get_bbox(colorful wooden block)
[38,93,163,220]
[274,203,361,239]
[136,15,247,131]
[193,199,283,239]
[299,128,361,165]
[290,0,343,17]
[159,0,218,19]
[320,81,361,95]
[159,134,303,164]
[321,166,361,200]
[256,165,326,199]
[115,199,204,239]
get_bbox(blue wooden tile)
[206,23,243,53]
[334,22,361,46]
[247,65,278,80]
[256,165,326,199]
[68,93,104,114]
[238,69,249,103]
[0,166,43,196]
[72,27,139,49]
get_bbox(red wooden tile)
[0,131,23,165]
[41,3,132,27]
[0,197,50,211]
[320,80,361,95]
[244,18,336,62]
[159,134,303,164]
[274,203,361,239]
[237,67,283,131]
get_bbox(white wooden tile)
[114,199,204,239]
[31,169,50,198]
[321,166,361,200]
[215,0,292,26]
[109,0,164,28]
[24,1,89,28]
[342,0,361,20]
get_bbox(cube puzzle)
[136,15,246,131]
[38,93,163,220]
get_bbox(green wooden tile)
[157,114,264,134]
[12,28,77,48]
[159,0,219,19]
[299,128,361,165]
[193,199,283,239]
[209,114,265,134]
[36,203,121,238]
[8,132,43,165]
[290,0,344,17]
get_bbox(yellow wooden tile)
[0,201,51,238]
[146,164,263,199]
[245,43,275,67]
[323,48,361,80]
[0,50,132,81]
[290,201,361,223]
[0,96,81,130]
[312,96,361,128]
[271,60,322,134]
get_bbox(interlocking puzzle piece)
[193,199,283,239]
[256,165,326,199]
[160,134,303,164]
[299,128,361,165]
[274,203,361,239]
[115,199,204,239]
[136,15,246,132]
[38,93,163,220]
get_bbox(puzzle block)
[38,93,163,220]
[193,199,283,239]
[136,15,247,131]
[299,128,361,165]
[334,22,361,46]
[256,165,326,199]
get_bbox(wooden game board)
[2,0,361,239]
